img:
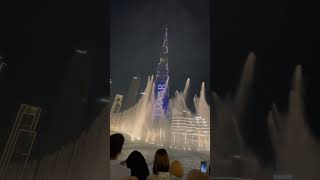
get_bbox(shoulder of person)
[121,165,131,174]
[112,164,130,174]
[146,174,156,180]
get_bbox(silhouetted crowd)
[110,133,210,180]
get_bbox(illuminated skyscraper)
[111,94,123,114]
[154,28,170,121]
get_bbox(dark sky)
[0,0,107,158]
[213,0,320,163]
[110,0,210,111]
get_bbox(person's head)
[110,133,125,159]
[186,169,209,180]
[153,148,170,175]
[169,160,184,178]
[126,150,150,180]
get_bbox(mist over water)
[110,76,210,174]
[111,76,210,152]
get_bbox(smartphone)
[200,161,207,173]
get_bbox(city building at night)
[171,112,210,151]
[154,28,170,121]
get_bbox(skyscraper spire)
[160,28,168,63]
[153,28,170,145]
[155,28,170,119]
[163,27,168,48]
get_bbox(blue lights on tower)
[154,28,170,120]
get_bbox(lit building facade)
[171,111,210,151]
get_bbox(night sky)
[110,0,210,112]
[0,0,107,158]
[213,0,320,163]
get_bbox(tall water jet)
[213,52,256,159]
[212,52,266,178]
[194,82,210,121]
[131,75,154,140]
[213,92,239,158]
[110,76,156,142]
[183,78,190,97]
[268,65,320,179]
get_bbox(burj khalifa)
[154,28,170,121]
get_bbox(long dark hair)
[110,133,124,158]
[152,149,170,175]
[126,150,150,180]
